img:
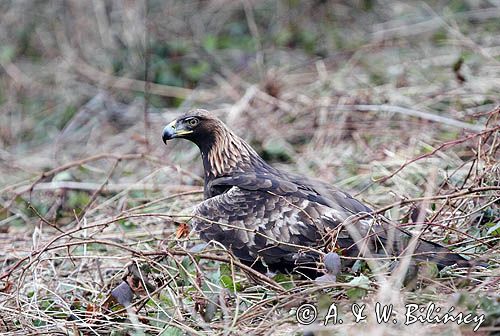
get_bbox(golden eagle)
[162,109,468,277]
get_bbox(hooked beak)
[162,119,193,144]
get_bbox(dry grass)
[0,1,499,335]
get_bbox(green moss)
[67,191,90,214]
[432,28,448,44]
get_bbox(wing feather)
[193,185,339,272]
[197,171,467,271]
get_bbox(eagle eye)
[186,117,199,127]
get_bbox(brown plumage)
[162,109,468,277]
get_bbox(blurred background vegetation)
[0,0,498,334]
[1,0,497,148]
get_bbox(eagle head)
[162,109,269,179]
[162,109,221,147]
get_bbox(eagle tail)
[411,237,470,269]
